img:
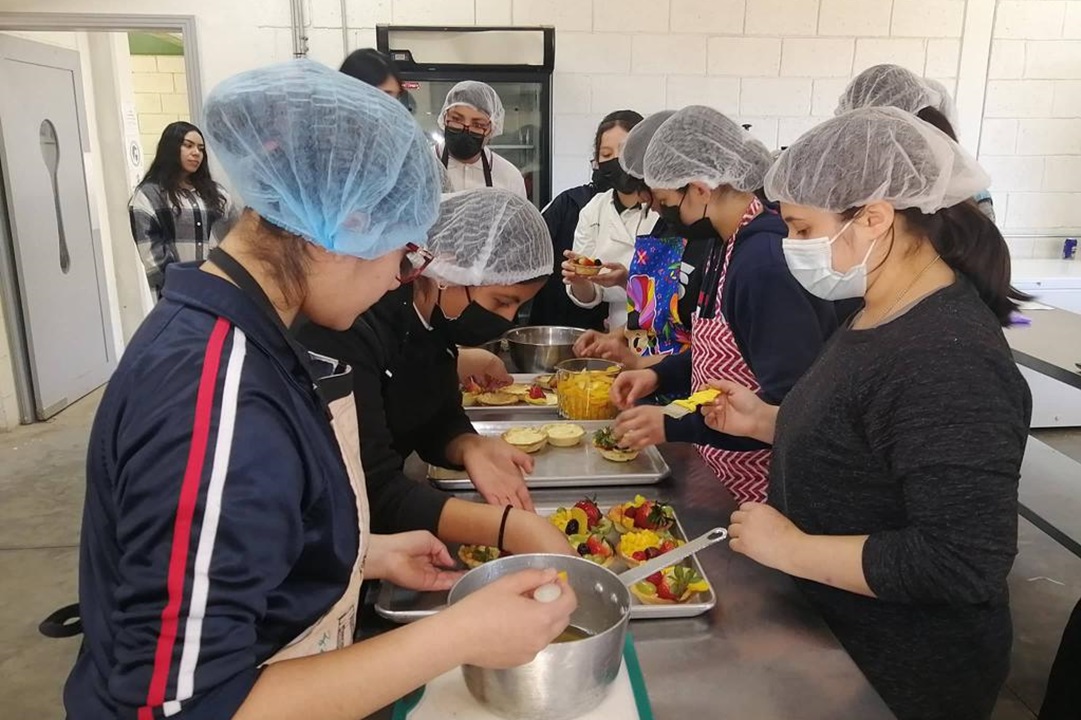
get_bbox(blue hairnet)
[204,59,441,259]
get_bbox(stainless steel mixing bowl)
[502,326,586,373]
[447,554,630,720]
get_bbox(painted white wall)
[978,0,1081,258]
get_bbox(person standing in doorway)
[129,121,237,298]
[435,81,527,198]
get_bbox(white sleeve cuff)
[566,282,603,308]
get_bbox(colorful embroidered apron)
[690,198,772,503]
[625,234,690,359]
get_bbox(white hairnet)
[923,78,959,127]
[620,110,676,180]
[764,107,991,214]
[424,188,553,286]
[204,59,441,259]
[836,64,942,116]
[437,80,505,137]
[643,106,773,192]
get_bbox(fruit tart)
[592,427,639,462]
[568,533,616,568]
[630,566,709,605]
[458,544,504,570]
[523,383,558,406]
[608,495,676,534]
[572,256,603,276]
[548,506,590,537]
[617,529,683,568]
[550,498,612,537]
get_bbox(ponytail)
[898,203,1029,326]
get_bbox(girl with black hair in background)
[339,48,415,113]
[129,121,236,297]
[529,110,650,329]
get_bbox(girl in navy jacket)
[64,60,574,720]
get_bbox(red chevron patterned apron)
[690,197,772,503]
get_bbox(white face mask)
[782,217,878,300]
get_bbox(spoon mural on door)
[39,119,71,274]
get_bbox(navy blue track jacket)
[64,263,359,719]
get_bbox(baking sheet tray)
[375,499,717,622]
[429,420,669,489]
[463,374,561,417]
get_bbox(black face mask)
[658,190,713,238]
[430,288,515,347]
[444,126,486,161]
[591,158,624,193]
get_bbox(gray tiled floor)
[0,389,1078,719]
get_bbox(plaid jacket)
[128,182,237,297]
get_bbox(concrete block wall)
[980,0,1081,254]
[251,0,966,197]
[130,54,190,164]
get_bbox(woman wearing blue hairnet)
[704,108,1030,720]
[63,60,575,720]
[297,188,576,537]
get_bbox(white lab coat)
[566,189,659,329]
[436,145,527,198]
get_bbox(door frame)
[0,13,202,424]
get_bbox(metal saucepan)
[446,528,728,720]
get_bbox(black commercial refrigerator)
[377,25,555,209]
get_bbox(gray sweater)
[770,279,1031,720]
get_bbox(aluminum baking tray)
[375,498,717,622]
[463,374,561,417]
[429,420,669,489]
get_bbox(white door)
[0,35,116,419]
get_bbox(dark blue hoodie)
[65,263,359,719]
[653,207,840,449]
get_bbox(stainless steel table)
[1006,306,1081,391]
[363,443,895,720]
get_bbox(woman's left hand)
[591,262,629,289]
[365,531,462,592]
[461,436,535,511]
[457,348,511,386]
[728,502,804,572]
[613,405,667,450]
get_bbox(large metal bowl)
[502,326,586,374]
[447,554,630,720]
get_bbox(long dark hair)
[900,204,1029,325]
[843,202,1029,325]
[593,110,644,161]
[140,121,225,214]
[916,107,958,141]
[340,48,402,88]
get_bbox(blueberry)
[577,543,590,556]
[565,519,579,535]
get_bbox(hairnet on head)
[204,59,441,260]
[836,64,942,116]
[424,188,553,287]
[643,106,773,192]
[764,107,991,214]
[620,110,676,180]
[922,78,958,127]
[437,80,505,137]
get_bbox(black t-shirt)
[771,279,1032,720]
[296,285,474,534]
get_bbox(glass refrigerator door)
[407,79,545,208]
